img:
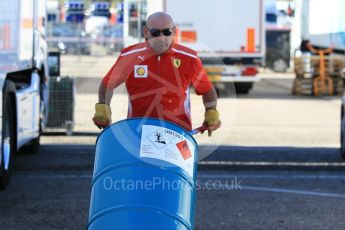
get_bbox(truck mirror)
[48,51,60,77]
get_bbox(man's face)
[144,18,175,55]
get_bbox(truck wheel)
[234,82,253,94]
[273,58,288,73]
[214,82,236,97]
[0,90,15,189]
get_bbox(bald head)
[144,12,176,55]
[146,12,174,28]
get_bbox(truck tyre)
[0,85,15,189]
[213,82,237,98]
[234,82,253,94]
[273,58,288,73]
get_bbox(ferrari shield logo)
[173,58,181,68]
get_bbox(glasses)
[148,28,173,37]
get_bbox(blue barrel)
[88,118,198,230]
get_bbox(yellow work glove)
[202,108,221,137]
[92,103,112,129]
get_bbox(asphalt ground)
[1,145,345,230]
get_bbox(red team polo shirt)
[102,41,213,130]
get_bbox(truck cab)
[0,0,50,189]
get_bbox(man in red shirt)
[93,12,220,136]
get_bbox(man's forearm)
[202,87,218,110]
[98,83,114,105]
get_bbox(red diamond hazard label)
[176,140,192,160]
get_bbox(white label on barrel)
[140,125,195,178]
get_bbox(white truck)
[0,0,49,189]
[297,0,345,52]
[123,0,266,94]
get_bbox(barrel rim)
[88,204,192,229]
